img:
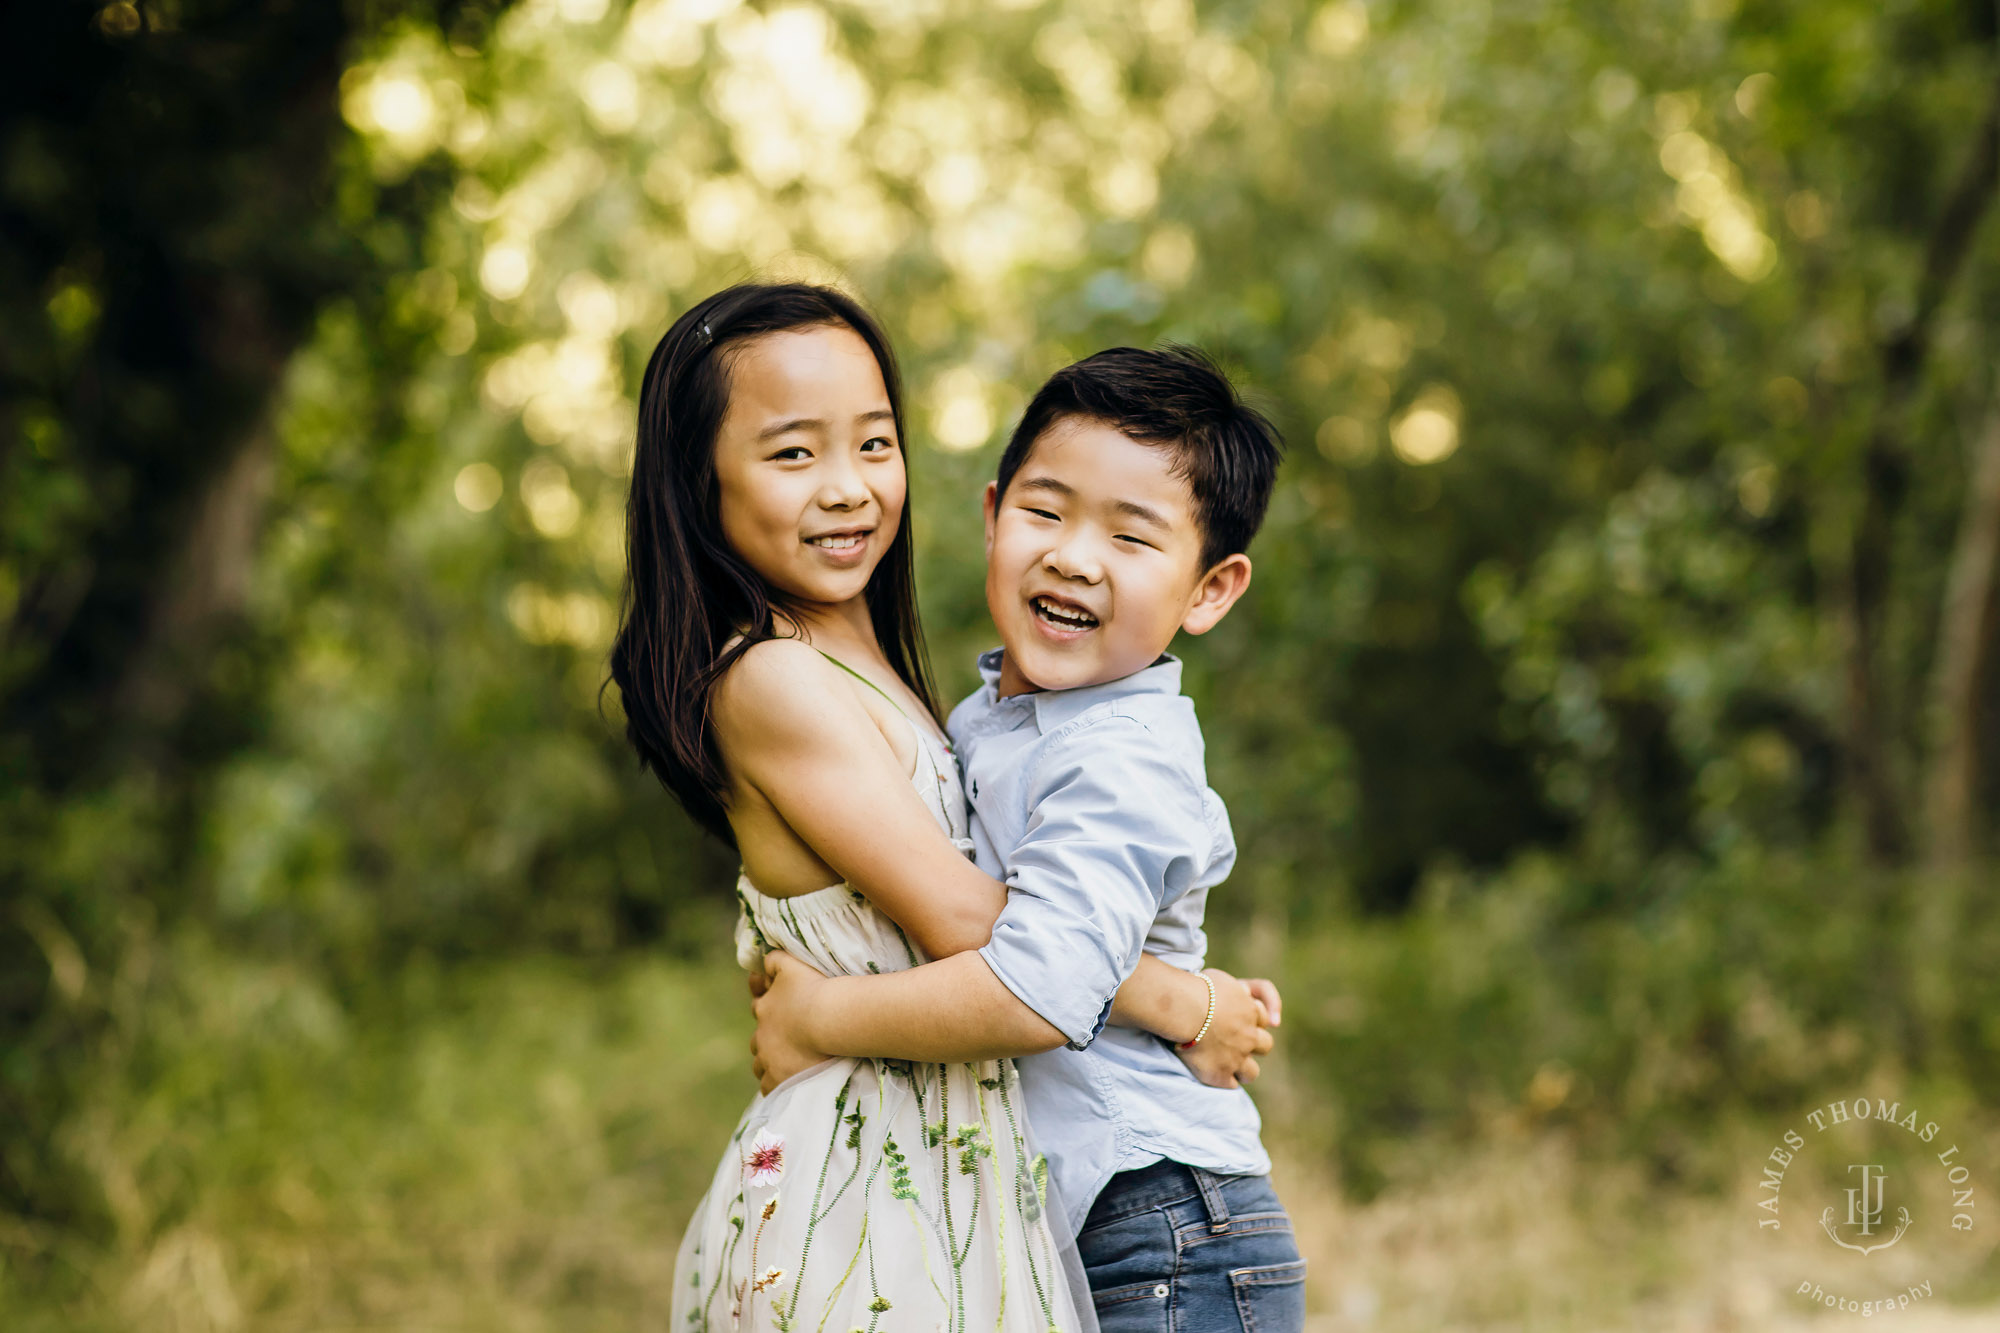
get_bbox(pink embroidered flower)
[744,1128,786,1188]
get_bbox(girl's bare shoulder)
[711,638,867,745]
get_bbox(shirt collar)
[973,649,1183,733]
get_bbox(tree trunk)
[1925,403,2000,866]
[1843,68,2000,863]
[118,422,276,739]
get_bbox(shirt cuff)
[1076,996,1112,1051]
[979,922,1122,1051]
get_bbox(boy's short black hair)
[994,345,1283,569]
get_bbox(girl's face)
[712,324,905,612]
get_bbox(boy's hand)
[1175,968,1275,1090]
[750,950,833,1094]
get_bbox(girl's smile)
[804,526,875,564]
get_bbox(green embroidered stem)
[812,1211,867,1332]
[998,1078,1054,1325]
[736,886,773,958]
[700,1189,748,1331]
[818,1133,893,1333]
[783,1081,850,1325]
[980,1075,1009,1331]
[934,1074,963,1332]
[895,1077,953,1318]
[819,1104,867,1215]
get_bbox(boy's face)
[983,415,1251,697]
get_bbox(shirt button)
[1153,1284,1169,1299]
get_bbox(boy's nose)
[1043,540,1103,584]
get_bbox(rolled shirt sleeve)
[977,713,1211,1049]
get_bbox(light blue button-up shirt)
[950,649,1270,1236]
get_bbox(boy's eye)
[1022,507,1059,521]
[1115,534,1155,549]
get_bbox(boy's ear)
[981,481,999,558]
[1181,554,1253,636]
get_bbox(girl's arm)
[713,642,1250,1056]
[753,950,1275,1086]
[711,639,1009,960]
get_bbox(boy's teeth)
[1033,596,1097,628]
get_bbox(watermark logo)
[1823,1162,1910,1255]
[1752,1095,1979,1317]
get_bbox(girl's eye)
[771,446,812,461]
[860,436,896,453]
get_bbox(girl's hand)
[750,951,834,1094]
[1175,968,1275,1090]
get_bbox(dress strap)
[817,651,954,758]
[816,651,909,719]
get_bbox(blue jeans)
[1077,1160,1306,1333]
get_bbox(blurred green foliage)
[6,0,2000,1319]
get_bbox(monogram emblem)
[1819,1164,1912,1255]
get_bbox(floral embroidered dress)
[672,707,1090,1333]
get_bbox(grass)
[3,932,1995,1331]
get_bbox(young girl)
[610,284,1262,1333]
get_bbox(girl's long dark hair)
[609,283,939,845]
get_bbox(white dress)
[672,713,1090,1333]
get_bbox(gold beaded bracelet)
[1179,969,1217,1050]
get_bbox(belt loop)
[1192,1167,1231,1234]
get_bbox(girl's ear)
[1181,554,1252,636]
[982,481,1000,558]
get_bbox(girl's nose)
[817,457,870,511]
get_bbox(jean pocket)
[1229,1258,1306,1333]
[1090,1276,1174,1333]
[1078,1208,1175,1295]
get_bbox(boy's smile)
[984,416,1250,697]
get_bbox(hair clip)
[694,321,714,349]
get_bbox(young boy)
[753,346,1301,1332]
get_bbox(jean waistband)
[1085,1159,1241,1236]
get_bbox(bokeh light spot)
[370,76,435,138]
[1317,415,1374,464]
[1309,1,1369,57]
[454,462,503,513]
[521,458,581,537]
[931,368,992,452]
[1390,386,1462,465]
[557,271,620,337]
[581,61,640,133]
[480,243,533,300]
[95,3,141,37]
[1139,225,1197,287]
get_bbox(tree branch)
[1925,402,2000,866]
[1844,63,2000,863]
